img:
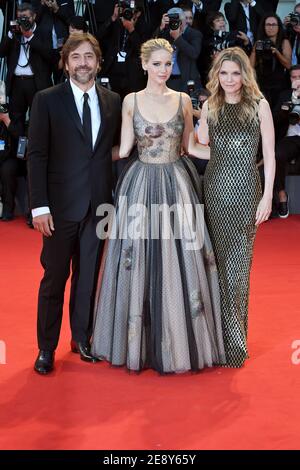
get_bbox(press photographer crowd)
[0,0,299,224]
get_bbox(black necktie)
[82,92,93,151]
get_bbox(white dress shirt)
[240,1,256,45]
[32,79,101,218]
[69,79,101,147]
[9,24,37,76]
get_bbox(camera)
[255,39,273,52]
[287,12,300,27]
[281,91,300,125]
[16,136,28,159]
[212,31,243,52]
[0,103,8,114]
[167,13,182,31]
[118,0,136,21]
[187,80,199,109]
[100,77,111,90]
[10,16,32,33]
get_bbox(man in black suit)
[224,0,266,43]
[32,0,75,47]
[98,2,150,99]
[27,33,121,374]
[157,6,202,92]
[0,2,53,128]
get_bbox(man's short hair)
[61,33,102,71]
[290,65,300,73]
[17,2,35,15]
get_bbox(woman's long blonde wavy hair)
[206,47,264,124]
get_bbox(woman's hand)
[255,196,272,226]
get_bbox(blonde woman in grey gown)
[91,39,226,373]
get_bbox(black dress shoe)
[34,350,55,375]
[70,340,99,363]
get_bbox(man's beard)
[71,67,96,84]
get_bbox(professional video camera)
[281,91,300,125]
[167,13,182,31]
[118,0,136,21]
[287,12,300,27]
[10,16,32,34]
[255,39,273,52]
[187,80,199,110]
[212,30,243,52]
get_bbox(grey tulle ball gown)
[91,93,226,373]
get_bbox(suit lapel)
[60,81,85,139]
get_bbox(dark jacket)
[158,25,203,91]
[27,81,121,221]
[32,0,75,45]
[224,0,266,41]
[0,26,54,95]
[98,16,150,92]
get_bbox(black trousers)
[37,209,103,351]
[0,158,18,215]
[0,158,27,215]
[9,76,37,127]
[275,135,300,192]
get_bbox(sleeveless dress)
[91,93,226,373]
[204,102,262,368]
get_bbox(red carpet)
[0,216,300,450]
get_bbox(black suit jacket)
[27,81,121,221]
[98,17,150,92]
[158,26,202,91]
[0,26,54,95]
[224,0,266,40]
[32,0,75,43]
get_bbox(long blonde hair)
[207,47,263,124]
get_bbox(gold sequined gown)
[91,94,226,373]
[204,103,262,367]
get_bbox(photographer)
[0,1,28,38]
[31,1,75,82]
[272,65,300,218]
[283,3,300,66]
[199,11,251,84]
[157,7,202,92]
[250,14,292,111]
[0,110,24,222]
[97,1,150,99]
[225,0,266,44]
[0,3,53,129]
